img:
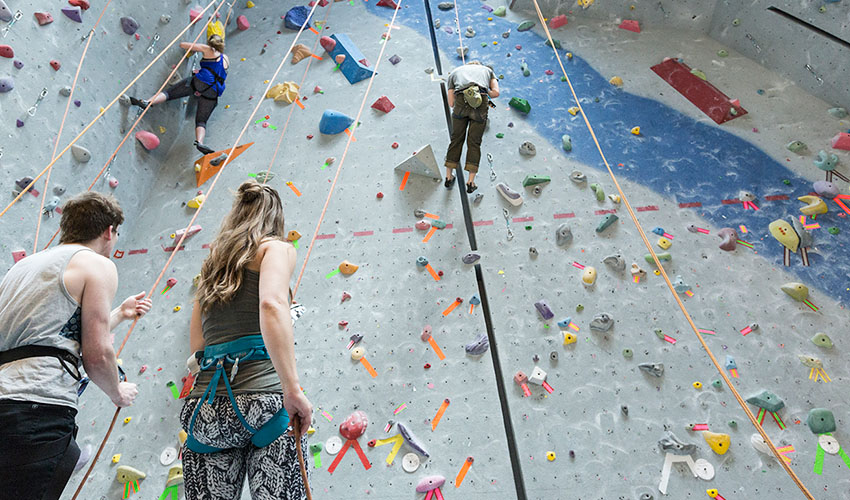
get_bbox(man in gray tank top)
[0,192,152,500]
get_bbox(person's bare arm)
[189,300,205,353]
[179,42,213,56]
[447,89,455,107]
[79,254,122,402]
[488,77,500,98]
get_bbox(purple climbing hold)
[13,60,23,69]
[534,300,554,320]
[0,77,13,93]
[61,6,83,23]
[283,6,312,31]
[120,16,140,35]
[813,180,839,199]
[16,119,24,127]
[388,54,401,65]
[73,100,81,107]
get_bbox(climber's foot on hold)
[195,141,215,155]
[466,182,478,193]
[128,96,150,109]
[444,176,456,189]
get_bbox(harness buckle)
[229,357,240,383]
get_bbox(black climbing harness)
[0,345,83,381]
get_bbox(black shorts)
[164,76,220,129]
[0,400,79,499]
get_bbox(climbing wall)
[0,0,848,499]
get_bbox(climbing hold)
[602,254,625,271]
[811,333,833,349]
[828,226,840,235]
[806,408,836,434]
[115,465,146,484]
[519,141,536,156]
[462,253,480,264]
[671,275,690,294]
[786,140,807,153]
[319,36,336,53]
[61,6,83,23]
[563,332,576,345]
[340,410,368,440]
[630,126,640,135]
[738,190,756,202]
[120,16,139,35]
[350,347,365,361]
[517,20,535,31]
[813,180,839,199]
[415,220,431,230]
[581,266,597,285]
[555,224,572,246]
[266,82,300,103]
[71,144,91,163]
[509,97,531,113]
[34,12,54,25]
[702,431,730,455]
[187,194,205,208]
[711,379,722,389]
[569,170,586,183]
[283,6,312,31]
[717,49,728,57]
[416,256,428,267]
[528,247,538,257]
[237,15,250,30]
[567,106,580,116]
[431,219,446,229]
[371,95,394,113]
[339,260,359,275]
[797,195,827,216]
[589,313,613,332]
[465,332,489,355]
[596,214,618,233]
[465,27,475,38]
[437,1,454,9]
[717,227,738,251]
[319,109,354,135]
[622,348,633,358]
[619,19,640,32]
[814,150,839,171]
[644,252,671,264]
[0,77,13,93]
[589,183,604,201]
[13,60,22,69]
[768,219,800,252]
[135,130,160,150]
[496,183,523,206]
[561,134,572,151]
[291,44,314,64]
[832,132,850,150]
[639,363,664,377]
[746,390,785,412]
[549,14,567,29]
[0,45,11,59]
[49,60,61,71]
[534,300,554,320]
[415,476,446,493]
[692,381,702,389]
[828,107,848,119]
[69,0,90,9]
[520,62,530,77]
[522,175,549,187]
[780,282,809,302]
[389,54,401,65]
[493,6,506,16]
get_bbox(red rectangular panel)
[651,58,747,125]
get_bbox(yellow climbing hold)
[187,194,205,208]
[116,465,147,484]
[339,260,359,275]
[631,126,641,135]
[493,41,498,45]
[546,451,556,461]
[566,52,573,59]
[246,0,255,7]
[702,431,731,455]
[488,17,493,21]
[173,306,181,312]
[307,426,316,435]
[567,106,580,116]
[123,416,132,424]
[112,454,121,463]
[609,76,623,86]
[159,126,167,134]
[178,429,188,445]
[166,466,184,487]
[225,104,231,109]
[563,332,577,345]
[657,237,672,250]
[578,0,594,8]
[707,489,719,498]
[653,269,661,275]
[266,81,300,104]
[169,233,176,239]
[692,381,702,389]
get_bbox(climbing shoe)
[128,96,150,109]
[444,176,456,189]
[194,141,215,155]
[466,182,478,193]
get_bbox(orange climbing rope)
[0,0,219,223]
[528,2,815,498]
[70,6,322,499]
[33,0,114,253]
[292,0,404,297]
[262,4,335,180]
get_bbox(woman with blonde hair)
[129,35,229,155]
[180,181,312,499]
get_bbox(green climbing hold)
[653,329,665,340]
[622,348,633,358]
[828,107,848,119]
[807,408,836,434]
[811,333,834,349]
[575,304,584,312]
[732,18,740,26]
[493,6,506,16]
[522,175,551,187]
[644,252,672,263]
[728,420,737,428]
[746,390,785,412]
[782,179,792,185]
[562,135,572,152]
[509,97,531,113]
[560,75,567,82]
[690,69,707,80]
[819,5,827,12]
[545,39,562,50]
[495,133,504,139]
[786,140,807,153]
[431,219,447,229]
[481,42,488,47]
[525,225,532,231]
[590,183,604,201]
[521,62,530,77]
[717,49,728,57]
[517,20,535,32]
[711,379,722,389]
[828,227,840,235]
[596,214,618,233]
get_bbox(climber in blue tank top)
[128,35,229,156]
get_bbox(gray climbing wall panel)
[0,0,848,499]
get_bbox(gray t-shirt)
[0,244,90,410]
[447,64,496,92]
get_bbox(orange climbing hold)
[193,142,254,187]
[339,260,359,275]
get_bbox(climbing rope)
[33,0,114,253]
[451,0,466,64]
[528,1,815,498]
[292,0,404,298]
[0,0,219,223]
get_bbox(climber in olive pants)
[444,61,500,194]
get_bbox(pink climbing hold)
[0,45,13,58]
[189,6,202,22]
[313,86,323,93]
[108,176,119,188]
[358,58,370,67]
[549,14,567,29]
[320,36,336,53]
[339,410,368,440]
[619,19,640,33]
[49,60,61,71]
[376,0,399,7]
[832,132,850,151]
[34,12,54,25]
[371,96,395,113]
[135,130,160,150]
[68,0,91,10]
[334,54,345,65]
[237,15,250,31]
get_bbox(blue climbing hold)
[328,34,376,85]
[284,6,312,31]
[814,150,839,171]
[557,317,572,328]
[319,109,354,135]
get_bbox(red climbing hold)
[237,15,250,30]
[135,130,160,150]
[832,132,850,151]
[306,134,313,140]
[391,142,399,149]
[49,60,61,71]
[376,192,384,199]
[376,0,399,7]
[68,0,90,10]
[320,36,336,53]
[371,95,395,113]
[358,58,370,67]
[34,12,54,25]
[549,14,567,29]
[0,45,13,58]
[339,411,368,440]
[189,7,202,22]
[619,20,640,33]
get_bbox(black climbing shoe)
[194,141,215,155]
[129,96,150,109]
[466,182,478,194]
[444,176,455,189]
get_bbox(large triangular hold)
[394,144,441,180]
[194,142,254,187]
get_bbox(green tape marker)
[166,381,179,399]
[326,268,340,279]
[814,441,825,475]
[159,484,179,500]
[310,443,323,468]
[292,239,299,249]
[839,446,850,469]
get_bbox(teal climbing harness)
[186,335,289,453]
